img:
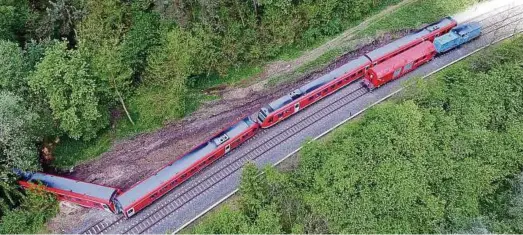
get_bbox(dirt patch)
[46,202,108,233]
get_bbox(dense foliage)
[190,36,523,233]
[0,188,58,234]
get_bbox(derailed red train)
[19,16,482,218]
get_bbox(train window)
[278,113,283,118]
[337,81,342,86]
[373,62,377,66]
[268,117,273,123]
[171,181,176,186]
[308,96,314,101]
[323,89,328,94]
[181,174,187,178]
[330,85,335,89]
[127,208,135,216]
[242,134,247,139]
[393,68,402,78]
[150,193,157,199]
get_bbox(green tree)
[30,0,85,41]
[191,206,250,234]
[0,189,58,234]
[238,163,268,221]
[28,41,108,140]
[0,92,39,213]
[0,0,29,42]
[121,8,160,79]
[142,27,194,119]
[0,40,28,94]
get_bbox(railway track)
[79,4,523,234]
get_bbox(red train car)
[18,172,121,213]
[116,117,259,217]
[365,41,436,88]
[257,56,371,128]
[364,17,456,67]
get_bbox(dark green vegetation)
[189,36,523,233]
[0,189,58,234]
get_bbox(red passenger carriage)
[116,117,259,217]
[18,172,121,213]
[365,41,437,88]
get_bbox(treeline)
[0,0,395,232]
[189,36,523,233]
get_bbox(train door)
[294,103,300,113]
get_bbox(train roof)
[27,172,118,201]
[299,56,370,94]
[452,22,482,36]
[268,95,293,112]
[265,56,370,114]
[433,31,457,45]
[365,17,455,62]
[116,117,255,208]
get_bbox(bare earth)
[47,0,414,232]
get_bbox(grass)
[53,133,112,169]
[267,48,346,87]
[359,0,483,36]
[52,0,483,169]
[274,0,404,62]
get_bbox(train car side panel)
[365,42,436,88]
[18,174,120,213]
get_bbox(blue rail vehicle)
[434,22,482,53]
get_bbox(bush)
[0,189,58,234]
